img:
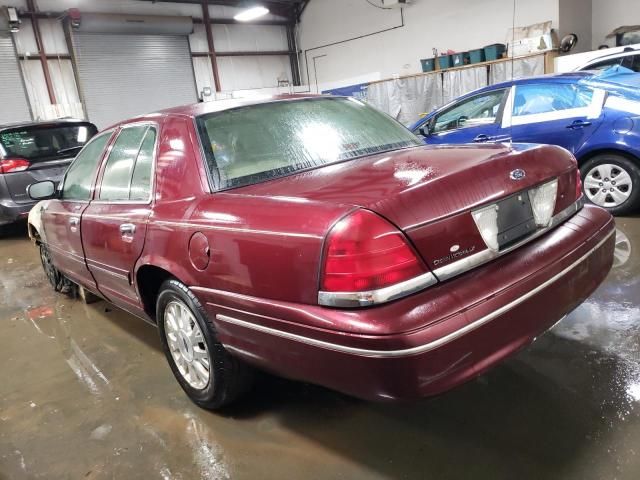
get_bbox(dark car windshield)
[0,123,98,163]
[196,97,422,189]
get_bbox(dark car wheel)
[39,243,71,293]
[156,279,253,410]
[580,154,640,215]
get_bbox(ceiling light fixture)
[234,5,270,22]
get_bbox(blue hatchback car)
[410,69,640,215]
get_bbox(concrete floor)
[0,217,639,480]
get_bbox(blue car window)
[433,90,506,133]
[514,84,593,116]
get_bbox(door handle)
[119,223,136,235]
[566,120,592,129]
[473,134,493,143]
[69,216,79,232]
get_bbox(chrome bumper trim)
[434,196,586,282]
[216,224,613,359]
[318,271,438,308]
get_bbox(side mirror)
[28,180,57,200]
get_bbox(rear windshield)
[0,123,98,163]
[196,97,422,189]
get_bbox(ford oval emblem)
[510,169,526,181]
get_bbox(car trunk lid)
[236,143,579,271]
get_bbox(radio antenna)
[509,0,516,149]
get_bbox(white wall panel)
[189,23,209,52]
[212,25,288,53]
[192,56,214,98]
[218,55,291,91]
[13,19,37,55]
[40,19,69,55]
[48,59,80,105]
[592,0,640,49]
[19,59,49,119]
[299,0,559,85]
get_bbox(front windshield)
[196,97,422,189]
[0,123,97,163]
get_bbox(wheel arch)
[576,147,640,167]
[136,263,190,322]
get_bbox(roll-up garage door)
[71,33,197,129]
[0,32,32,124]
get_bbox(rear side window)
[99,125,156,202]
[432,90,506,133]
[129,128,156,201]
[0,123,97,163]
[584,58,623,71]
[513,84,593,116]
[62,132,112,201]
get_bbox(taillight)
[528,178,558,227]
[319,210,435,307]
[575,168,583,199]
[0,158,30,174]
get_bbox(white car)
[576,47,639,72]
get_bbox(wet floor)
[1,217,639,480]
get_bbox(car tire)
[156,279,253,410]
[580,154,640,216]
[39,243,71,293]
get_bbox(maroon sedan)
[26,95,615,409]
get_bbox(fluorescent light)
[234,6,269,22]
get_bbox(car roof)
[107,94,325,130]
[0,118,95,132]
[482,71,594,91]
[581,47,638,65]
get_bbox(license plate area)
[496,192,536,249]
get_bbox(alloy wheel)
[163,300,211,390]
[583,163,633,208]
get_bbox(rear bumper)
[0,199,34,225]
[195,205,615,401]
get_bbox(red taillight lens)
[0,158,30,174]
[321,210,426,293]
[575,168,583,198]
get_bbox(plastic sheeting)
[366,66,487,125]
[442,66,488,105]
[367,74,443,125]
[489,54,545,85]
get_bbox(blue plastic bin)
[438,55,452,69]
[484,43,506,61]
[469,48,486,64]
[451,52,470,67]
[420,58,435,72]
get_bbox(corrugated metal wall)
[0,33,32,124]
[71,33,197,128]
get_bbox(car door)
[81,123,157,312]
[42,131,113,290]
[501,82,606,154]
[418,88,510,145]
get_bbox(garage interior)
[1,0,639,479]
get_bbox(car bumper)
[194,204,615,401]
[0,199,35,225]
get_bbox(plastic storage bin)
[420,58,435,72]
[484,43,506,61]
[438,55,452,69]
[451,52,470,67]
[469,48,486,64]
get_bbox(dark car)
[27,95,614,410]
[0,119,97,227]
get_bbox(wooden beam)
[26,0,57,104]
[201,2,221,92]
